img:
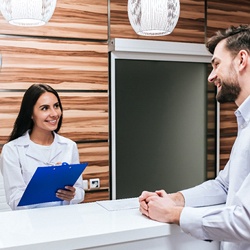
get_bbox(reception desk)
[0,199,220,250]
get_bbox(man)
[139,24,250,250]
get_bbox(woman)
[0,84,84,210]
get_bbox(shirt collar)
[235,95,250,126]
[14,130,67,146]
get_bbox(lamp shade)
[0,0,57,27]
[128,0,180,36]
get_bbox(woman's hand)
[56,186,76,201]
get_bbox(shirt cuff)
[180,189,200,207]
[180,207,210,240]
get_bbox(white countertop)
[0,199,220,250]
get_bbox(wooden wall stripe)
[0,0,108,40]
[84,190,109,203]
[78,142,109,166]
[110,0,205,43]
[207,92,216,134]
[207,85,216,179]
[219,103,237,171]
[219,136,236,169]
[0,37,108,91]
[219,103,237,136]
[207,137,216,179]
[207,0,250,38]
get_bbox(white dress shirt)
[180,95,250,250]
[0,131,84,210]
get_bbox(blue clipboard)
[18,162,88,207]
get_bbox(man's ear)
[238,50,248,71]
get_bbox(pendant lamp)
[128,0,180,36]
[0,0,57,27]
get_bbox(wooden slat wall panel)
[110,0,205,43]
[206,64,217,179]
[78,142,109,202]
[207,92,216,135]
[0,0,108,40]
[207,137,216,179]
[207,88,216,179]
[0,37,108,90]
[78,142,109,167]
[220,136,236,170]
[220,109,237,135]
[219,102,237,171]
[84,190,109,203]
[219,102,237,136]
[60,92,108,141]
[207,0,250,38]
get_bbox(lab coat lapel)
[15,131,48,164]
[49,145,63,163]
[25,143,47,163]
[49,133,67,163]
[25,142,63,164]
[17,131,65,164]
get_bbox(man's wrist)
[169,192,185,207]
[170,206,183,225]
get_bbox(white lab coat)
[0,131,84,210]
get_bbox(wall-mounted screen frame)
[109,39,214,199]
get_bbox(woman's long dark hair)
[9,84,63,142]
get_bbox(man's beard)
[216,66,241,103]
[216,81,241,103]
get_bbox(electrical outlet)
[89,178,100,189]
